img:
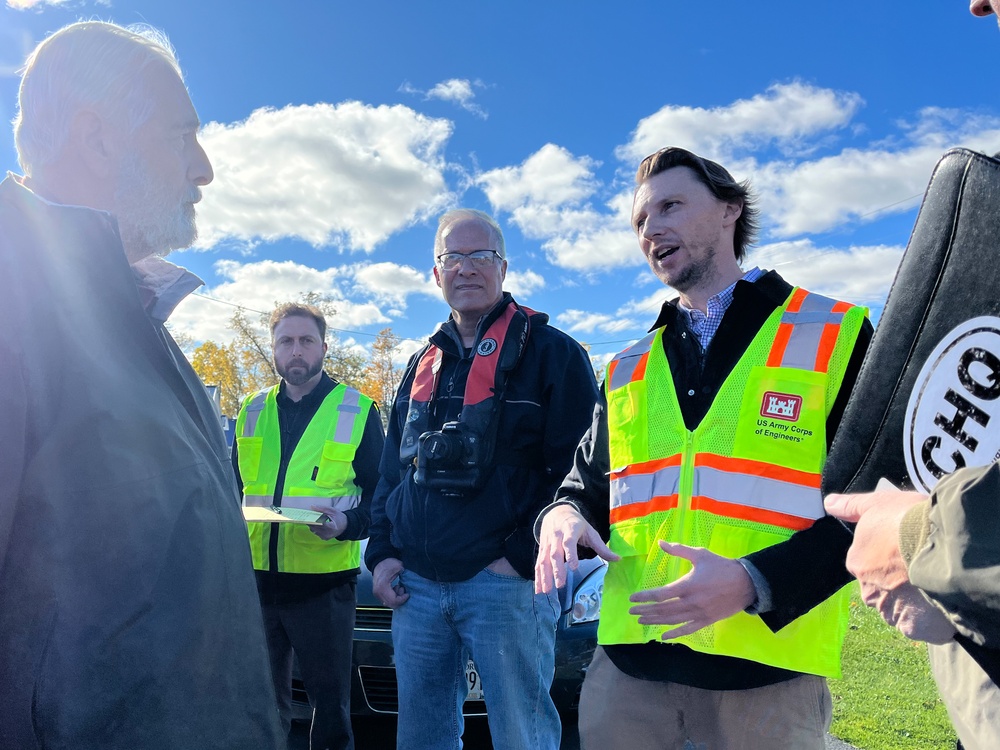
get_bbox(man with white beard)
[0,21,284,749]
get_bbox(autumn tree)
[190,340,246,417]
[357,328,403,423]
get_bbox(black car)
[292,540,606,719]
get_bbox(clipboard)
[242,506,329,526]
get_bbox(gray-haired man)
[366,208,599,749]
[0,21,282,749]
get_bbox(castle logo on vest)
[905,316,1000,494]
[761,391,802,421]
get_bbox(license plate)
[465,659,484,701]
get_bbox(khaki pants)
[578,647,832,750]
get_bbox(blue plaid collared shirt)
[677,267,765,351]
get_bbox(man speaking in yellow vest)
[233,303,385,750]
[535,147,873,749]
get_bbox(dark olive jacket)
[903,463,1000,750]
[0,175,284,749]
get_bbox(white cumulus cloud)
[401,78,487,118]
[354,262,439,304]
[754,112,1000,237]
[503,268,546,299]
[478,144,636,273]
[556,309,638,337]
[749,240,905,309]
[169,258,393,344]
[479,143,600,211]
[541,227,641,272]
[195,102,454,252]
[617,81,863,164]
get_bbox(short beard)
[661,244,717,293]
[114,150,199,263]
[276,357,324,387]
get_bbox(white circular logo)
[904,316,1000,493]
[477,338,498,356]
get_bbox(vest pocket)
[608,519,652,592]
[601,520,654,643]
[236,436,264,483]
[315,440,357,488]
[733,366,828,473]
[607,381,650,466]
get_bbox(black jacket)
[554,271,873,689]
[366,293,599,582]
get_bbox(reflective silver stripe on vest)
[333,387,363,444]
[240,390,270,437]
[695,465,824,520]
[243,493,275,507]
[610,465,823,521]
[778,293,843,371]
[608,331,657,391]
[610,465,682,511]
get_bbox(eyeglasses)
[435,249,502,270]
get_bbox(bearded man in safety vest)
[534,147,873,749]
[233,302,385,750]
[366,208,599,750]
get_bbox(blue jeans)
[391,567,561,750]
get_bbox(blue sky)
[3,1,999,367]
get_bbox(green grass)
[829,584,957,749]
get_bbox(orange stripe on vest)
[694,452,821,488]
[689,495,816,531]
[610,494,679,524]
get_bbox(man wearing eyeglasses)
[365,208,599,749]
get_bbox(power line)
[857,192,923,219]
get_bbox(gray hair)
[13,21,182,176]
[433,208,506,260]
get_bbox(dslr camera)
[414,421,486,496]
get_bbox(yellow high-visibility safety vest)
[601,287,867,678]
[236,383,372,574]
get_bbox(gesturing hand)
[825,491,957,644]
[534,504,619,595]
[628,541,755,640]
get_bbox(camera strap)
[399,298,538,466]
[465,301,535,468]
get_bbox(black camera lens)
[422,432,460,462]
